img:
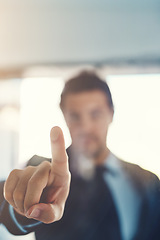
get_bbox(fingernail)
[27,208,41,218]
[51,127,60,141]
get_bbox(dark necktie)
[84,165,122,240]
[59,165,122,240]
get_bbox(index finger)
[50,126,69,174]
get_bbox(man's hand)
[4,126,71,224]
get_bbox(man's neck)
[94,147,110,165]
[69,145,110,166]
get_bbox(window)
[19,77,71,164]
[19,74,160,177]
[0,79,20,180]
[107,74,160,177]
[0,73,160,240]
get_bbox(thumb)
[26,202,63,224]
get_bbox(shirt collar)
[103,152,122,176]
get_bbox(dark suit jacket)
[0,147,160,240]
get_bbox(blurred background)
[0,0,160,239]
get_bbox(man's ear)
[62,111,69,127]
[108,109,114,124]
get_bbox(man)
[0,71,160,240]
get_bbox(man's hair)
[60,71,114,111]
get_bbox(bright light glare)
[19,78,71,163]
[19,75,160,178]
[107,74,160,177]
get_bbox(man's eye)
[70,114,80,122]
[91,111,101,119]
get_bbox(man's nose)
[79,117,93,133]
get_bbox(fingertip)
[50,126,68,166]
[26,204,57,223]
[50,126,62,142]
[26,207,41,219]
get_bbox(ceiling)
[0,0,160,75]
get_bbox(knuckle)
[28,175,42,187]
[65,171,71,180]
[25,165,35,172]
[57,205,64,221]
[31,161,51,181]
[28,177,36,186]
[4,191,12,202]
[40,161,51,169]
[68,171,71,179]
[13,189,24,202]
[9,169,20,178]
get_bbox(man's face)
[63,90,113,158]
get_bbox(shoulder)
[26,155,51,167]
[118,158,160,191]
